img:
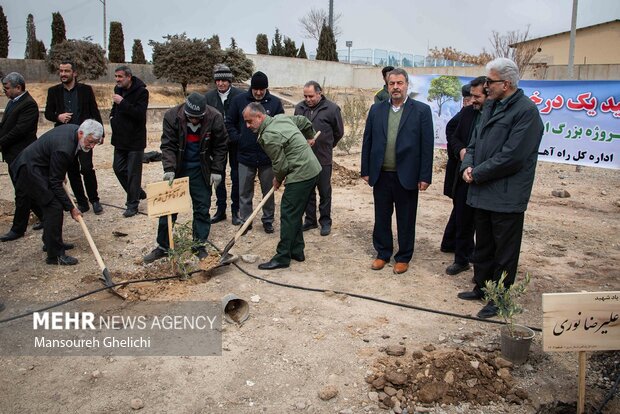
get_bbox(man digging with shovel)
[144,93,228,264]
[242,102,321,270]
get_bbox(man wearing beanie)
[227,71,284,234]
[143,92,228,264]
[205,64,243,225]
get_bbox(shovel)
[219,186,276,264]
[63,182,114,288]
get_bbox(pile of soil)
[332,161,360,186]
[587,351,620,393]
[366,346,529,412]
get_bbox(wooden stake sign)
[543,291,620,413]
[146,177,191,219]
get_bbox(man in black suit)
[440,83,471,253]
[0,72,43,242]
[12,120,104,265]
[361,68,434,275]
[45,61,105,215]
[442,76,488,276]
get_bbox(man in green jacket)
[242,102,321,270]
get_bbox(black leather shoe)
[0,230,24,242]
[123,207,138,218]
[440,246,455,253]
[144,247,167,264]
[303,222,318,232]
[477,302,499,319]
[446,262,471,276]
[46,255,78,266]
[263,223,274,234]
[92,202,104,215]
[320,225,331,236]
[78,203,90,213]
[291,253,305,262]
[242,224,253,236]
[139,190,147,200]
[32,221,44,231]
[210,210,226,224]
[43,242,75,252]
[258,260,289,270]
[457,290,484,301]
[231,212,242,225]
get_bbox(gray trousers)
[238,162,275,225]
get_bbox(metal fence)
[309,48,475,67]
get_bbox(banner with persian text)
[408,75,620,169]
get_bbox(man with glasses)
[143,93,228,264]
[0,72,43,242]
[45,61,105,215]
[12,120,104,265]
[457,58,543,318]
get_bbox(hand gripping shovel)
[63,182,116,290]
[219,186,276,264]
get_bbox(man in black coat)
[205,64,243,225]
[143,93,228,264]
[45,61,105,215]
[458,58,543,318]
[442,77,488,276]
[294,80,344,236]
[12,120,104,265]
[227,71,284,233]
[110,65,149,217]
[440,83,471,253]
[0,72,43,242]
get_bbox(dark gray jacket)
[294,96,344,165]
[461,88,543,213]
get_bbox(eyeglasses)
[484,78,505,85]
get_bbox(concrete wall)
[0,58,165,84]
[1,57,618,91]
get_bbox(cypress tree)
[0,6,10,58]
[283,37,297,58]
[255,34,268,55]
[270,28,284,56]
[131,39,146,64]
[297,42,307,59]
[25,14,37,59]
[108,21,125,63]
[316,23,338,62]
[51,12,66,47]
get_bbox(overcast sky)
[4,0,620,61]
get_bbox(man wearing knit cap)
[205,64,243,225]
[143,92,228,264]
[227,71,284,234]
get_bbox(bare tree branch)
[488,26,541,77]
[298,7,342,42]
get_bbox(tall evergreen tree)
[283,37,297,58]
[108,21,125,63]
[297,42,307,59]
[25,14,38,59]
[35,40,46,59]
[270,28,284,56]
[51,12,66,47]
[255,33,269,55]
[0,6,9,58]
[131,39,146,64]
[315,23,338,62]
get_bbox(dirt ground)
[0,84,619,413]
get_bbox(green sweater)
[257,115,322,184]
